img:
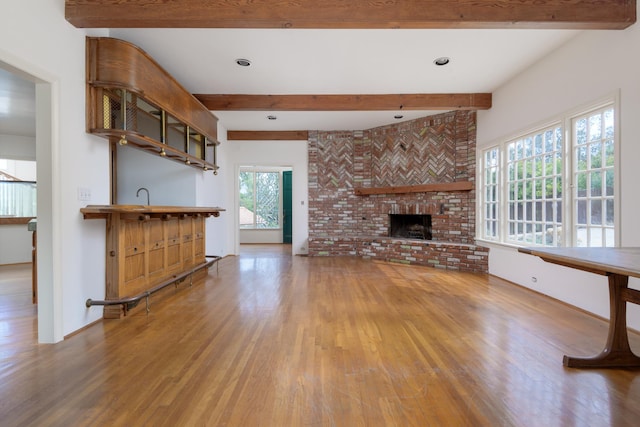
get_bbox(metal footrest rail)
[85,255,221,315]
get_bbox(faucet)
[136,187,150,205]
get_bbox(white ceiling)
[0,66,36,138]
[109,28,578,131]
[0,28,579,138]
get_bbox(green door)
[283,171,292,244]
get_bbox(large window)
[573,107,615,247]
[505,124,563,246]
[239,169,280,229]
[479,100,617,247]
[482,148,500,241]
[0,159,37,220]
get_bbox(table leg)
[564,273,640,368]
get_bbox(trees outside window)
[239,170,280,229]
[479,100,617,248]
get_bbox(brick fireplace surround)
[307,110,489,273]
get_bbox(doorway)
[283,170,292,244]
[0,58,57,343]
[238,166,293,250]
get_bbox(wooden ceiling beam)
[65,0,635,30]
[195,93,492,111]
[227,131,309,141]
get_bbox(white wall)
[226,140,309,255]
[0,225,32,264]
[196,123,233,258]
[0,135,36,160]
[477,23,640,330]
[1,1,111,341]
[117,144,197,206]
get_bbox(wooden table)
[519,247,640,368]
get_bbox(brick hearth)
[307,111,489,273]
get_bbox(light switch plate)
[77,187,91,201]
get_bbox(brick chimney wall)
[307,111,488,273]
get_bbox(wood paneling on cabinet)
[81,205,224,318]
[86,37,220,172]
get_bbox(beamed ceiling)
[61,1,637,139]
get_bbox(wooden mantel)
[354,181,473,196]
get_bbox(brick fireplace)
[389,214,432,240]
[307,110,489,273]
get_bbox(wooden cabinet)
[81,205,223,318]
[85,37,220,173]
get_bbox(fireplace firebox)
[389,214,432,240]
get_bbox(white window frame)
[480,147,500,242]
[570,105,618,247]
[478,94,620,248]
[238,167,283,230]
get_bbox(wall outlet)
[77,187,91,201]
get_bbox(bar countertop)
[80,205,225,219]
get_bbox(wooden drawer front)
[195,237,205,259]
[123,252,146,295]
[124,220,145,255]
[148,220,165,277]
[166,218,180,241]
[182,239,194,266]
[148,247,165,277]
[148,220,164,245]
[194,217,204,234]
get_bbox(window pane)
[590,200,602,225]
[525,223,533,243]
[255,172,280,228]
[504,124,563,246]
[576,146,588,170]
[556,201,562,223]
[590,171,602,197]
[576,172,587,197]
[239,171,255,227]
[576,227,588,247]
[589,114,602,142]
[605,229,615,248]
[606,199,614,226]
[239,170,281,229]
[572,106,615,247]
[590,142,602,168]
[577,200,587,225]
[525,202,533,221]
[605,169,615,196]
[589,229,602,247]
[604,109,614,138]
[605,140,615,167]
[0,181,37,217]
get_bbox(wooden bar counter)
[81,205,224,318]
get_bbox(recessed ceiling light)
[267,115,277,120]
[433,57,450,66]
[394,115,404,119]
[235,58,251,67]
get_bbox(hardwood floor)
[1,246,640,426]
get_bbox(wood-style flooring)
[1,245,640,426]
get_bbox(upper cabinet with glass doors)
[85,37,219,173]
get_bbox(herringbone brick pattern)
[370,114,457,187]
[307,111,486,273]
[315,131,354,189]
